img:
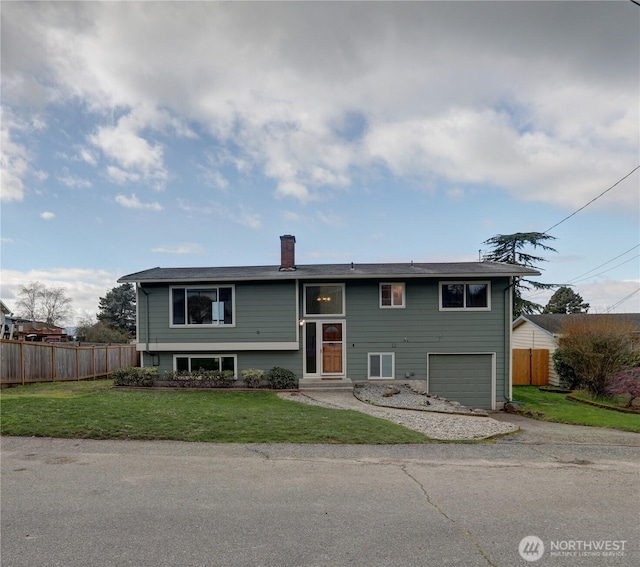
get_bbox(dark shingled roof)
[119,261,539,283]
[515,313,640,335]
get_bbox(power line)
[564,244,639,283]
[543,165,640,234]
[527,245,639,297]
[606,287,640,312]
[570,255,639,284]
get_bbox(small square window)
[368,353,394,379]
[380,283,405,308]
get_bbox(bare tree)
[15,281,74,326]
[15,282,45,320]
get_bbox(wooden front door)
[321,323,343,376]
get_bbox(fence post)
[20,341,25,385]
[51,343,56,382]
[76,347,80,381]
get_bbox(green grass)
[0,380,432,444]
[512,386,640,433]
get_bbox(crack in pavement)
[399,464,498,567]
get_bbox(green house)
[119,235,538,409]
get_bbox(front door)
[304,321,345,378]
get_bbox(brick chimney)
[280,235,296,271]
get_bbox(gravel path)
[278,386,519,441]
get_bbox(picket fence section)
[0,340,138,385]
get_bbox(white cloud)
[40,211,55,220]
[151,243,205,255]
[58,173,92,189]
[1,1,638,208]
[0,111,30,202]
[115,193,162,211]
[0,268,122,324]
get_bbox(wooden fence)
[512,348,549,386]
[0,340,138,386]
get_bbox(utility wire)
[527,245,639,298]
[543,165,640,234]
[570,255,639,284]
[564,244,639,283]
[606,287,640,312]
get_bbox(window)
[304,284,345,316]
[175,355,236,376]
[368,353,394,379]
[440,282,490,310]
[380,283,405,308]
[171,286,234,326]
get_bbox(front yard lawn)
[512,386,640,433]
[0,380,431,444]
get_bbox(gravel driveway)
[280,384,640,444]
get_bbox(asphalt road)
[1,421,638,567]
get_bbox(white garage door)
[427,354,494,410]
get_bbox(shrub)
[112,367,157,387]
[552,349,583,390]
[267,367,298,390]
[554,316,636,396]
[605,367,640,407]
[160,369,237,388]
[242,368,265,388]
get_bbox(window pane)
[305,322,317,374]
[381,354,393,378]
[392,285,404,306]
[172,289,186,325]
[381,284,392,306]
[305,285,343,315]
[221,357,235,373]
[176,357,189,371]
[442,284,464,308]
[370,354,381,377]
[219,287,233,324]
[187,290,214,324]
[191,357,219,372]
[466,284,488,308]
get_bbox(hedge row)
[112,366,298,390]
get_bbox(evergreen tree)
[97,284,136,335]
[543,286,589,314]
[483,232,558,318]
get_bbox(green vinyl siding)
[138,281,298,344]
[144,351,302,379]
[342,278,510,405]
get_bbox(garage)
[427,353,495,410]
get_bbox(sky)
[1,0,639,326]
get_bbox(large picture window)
[440,282,490,310]
[174,354,236,376]
[368,353,395,379]
[380,283,405,308]
[171,286,234,326]
[304,284,345,316]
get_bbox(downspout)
[504,277,519,404]
[138,284,150,359]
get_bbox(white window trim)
[379,282,405,309]
[439,281,491,311]
[303,283,346,317]
[368,352,395,380]
[172,354,238,378]
[169,284,236,328]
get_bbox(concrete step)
[299,378,354,391]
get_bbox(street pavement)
[1,418,638,567]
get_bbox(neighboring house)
[119,235,539,409]
[512,313,640,386]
